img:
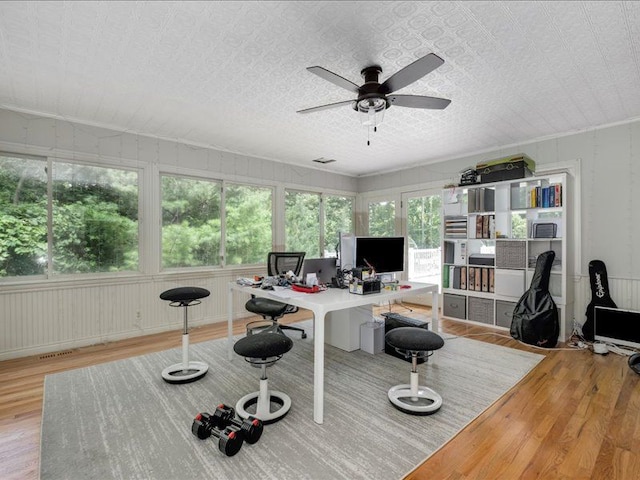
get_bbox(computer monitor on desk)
[302,257,337,285]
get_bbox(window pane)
[52,163,139,274]
[161,175,221,268]
[225,184,272,265]
[0,154,48,277]
[285,191,320,257]
[407,194,442,284]
[324,195,353,257]
[368,200,395,236]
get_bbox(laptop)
[301,257,337,285]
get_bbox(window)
[324,195,353,257]
[52,162,139,274]
[225,183,272,265]
[161,175,221,269]
[0,153,140,278]
[406,193,441,284]
[285,190,354,259]
[285,190,320,257]
[0,154,48,277]
[368,200,396,236]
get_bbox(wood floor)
[1,306,639,480]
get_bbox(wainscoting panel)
[573,275,640,332]
[0,269,263,360]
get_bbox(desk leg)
[227,285,234,361]
[431,288,440,333]
[313,311,325,424]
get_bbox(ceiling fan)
[297,53,451,136]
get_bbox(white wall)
[358,118,640,326]
[2,106,640,359]
[0,108,357,360]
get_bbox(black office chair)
[245,252,307,339]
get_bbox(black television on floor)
[594,306,640,349]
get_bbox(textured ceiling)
[1,1,639,177]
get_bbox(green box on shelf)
[476,154,535,184]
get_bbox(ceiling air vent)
[312,158,336,164]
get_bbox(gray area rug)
[41,320,543,479]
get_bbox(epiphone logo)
[594,272,606,298]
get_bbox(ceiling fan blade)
[379,53,445,94]
[296,99,355,114]
[389,94,451,110]
[306,66,360,93]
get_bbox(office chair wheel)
[385,327,444,416]
[301,332,307,339]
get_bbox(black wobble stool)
[385,327,445,415]
[234,322,293,424]
[159,286,210,384]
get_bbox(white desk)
[227,281,439,424]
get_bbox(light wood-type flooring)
[1,306,639,480]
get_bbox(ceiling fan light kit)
[298,53,451,144]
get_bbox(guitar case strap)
[582,260,617,341]
[510,251,559,348]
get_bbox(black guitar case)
[510,251,559,348]
[582,260,617,341]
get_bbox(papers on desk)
[236,277,262,286]
[268,286,310,299]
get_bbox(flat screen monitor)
[339,232,356,270]
[594,306,640,349]
[355,236,405,274]
[302,257,337,285]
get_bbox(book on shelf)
[454,241,467,264]
[476,216,483,238]
[489,268,495,293]
[481,268,489,292]
[475,268,481,291]
[468,187,495,213]
[468,267,476,291]
[444,241,455,264]
[525,183,562,208]
[460,266,467,290]
[472,214,495,239]
[442,265,450,288]
[452,266,461,289]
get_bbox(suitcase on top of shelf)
[476,154,535,184]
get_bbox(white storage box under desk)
[325,305,372,352]
[494,269,526,298]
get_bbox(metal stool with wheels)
[233,321,293,424]
[159,286,210,384]
[385,326,445,415]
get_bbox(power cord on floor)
[379,306,639,355]
[446,332,584,351]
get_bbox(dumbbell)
[191,412,243,456]
[211,404,263,444]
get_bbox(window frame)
[0,151,144,282]
[284,188,355,259]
